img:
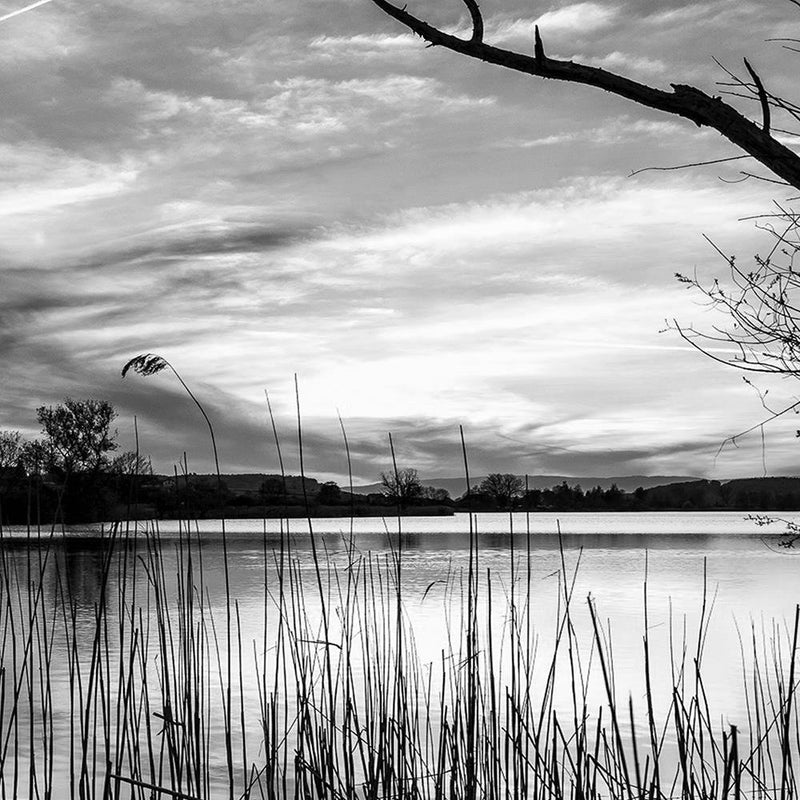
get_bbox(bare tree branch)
[743,58,772,134]
[368,0,800,188]
[737,171,790,185]
[628,156,751,178]
[672,211,800,387]
[715,393,800,458]
[461,0,483,42]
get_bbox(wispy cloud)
[533,2,618,35]
[308,32,420,61]
[495,115,689,150]
[575,51,668,78]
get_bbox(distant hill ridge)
[351,474,703,496]
[167,473,321,495]
[168,473,800,502]
[170,473,701,496]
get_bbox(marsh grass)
[1,362,798,797]
[0,511,798,799]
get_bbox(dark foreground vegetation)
[1,520,799,800]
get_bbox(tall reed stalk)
[0,506,799,799]
[0,362,794,798]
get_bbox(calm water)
[2,511,799,796]
[5,510,800,687]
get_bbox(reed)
[0,369,797,797]
[0,507,798,800]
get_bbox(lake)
[1,510,799,798]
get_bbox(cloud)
[308,11,614,57]
[641,0,752,28]
[0,142,138,217]
[308,32,420,61]
[81,221,308,267]
[100,72,493,140]
[496,115,689,150]
[435,7,618,48]
[533,2,618,35]
[314,175,772,288]
[576,51,668,78]
[1,65,499,266]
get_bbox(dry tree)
[368,0,800,441]
[367,0,800,187]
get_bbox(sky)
[2,0,800,483]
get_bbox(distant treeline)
[503,478,800,512]
[0,470,458,525]
[2,399,800,524]
[5,469,800,525]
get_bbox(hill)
[177,473,321,495]
[351,474,702,498]
[639,476,800,511]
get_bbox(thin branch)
[718,174,753,184]
[743,57,772,134]
[628,155,751,178]
[461,0,483,42]
[737,171,791,185]
[701,233,732,263]
[715,396,800,457]
[672,319,788,374]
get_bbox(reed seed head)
[121,353,168,378]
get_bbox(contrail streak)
[0,0,56,24]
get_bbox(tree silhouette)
[36,399,118,475]
[0,431,23,471]
[381,467,423,506]
[478,473,524,508]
